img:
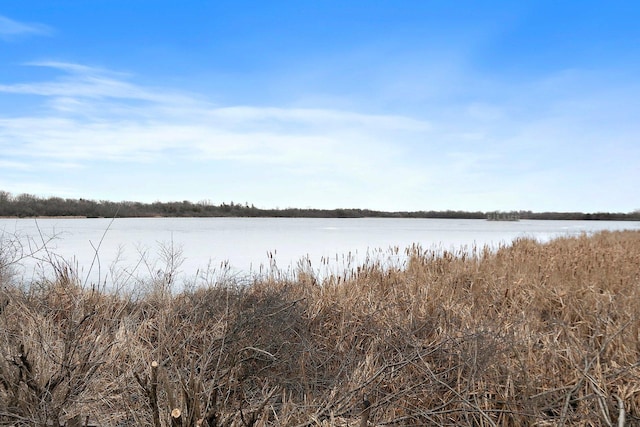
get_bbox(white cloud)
[0,63,432,206]
[206,107,431,131]
[0,63,191,105]
[0,159,33,171]
[1,61,638,212]
[0,15,51,40]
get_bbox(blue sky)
[1,1,639,212]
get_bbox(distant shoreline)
[1,214,639,222]
[0,215,88,219]
[1,191,639,221]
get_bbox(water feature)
[1,217,638,288]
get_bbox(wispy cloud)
[0,62,433,207]
[0,62,430,162]
[1,61,638,211]
[0,159,32,171]
[0,62,190,104]
[0,15,52,40]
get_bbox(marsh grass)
[1,230,640,426]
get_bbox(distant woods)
[0,190,638,220]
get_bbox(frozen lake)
[1,217,639,288]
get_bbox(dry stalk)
[2,230,640,425]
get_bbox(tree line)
[0,190,638,220]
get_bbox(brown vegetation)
[1,230,640,425]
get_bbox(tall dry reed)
[1,230,639,426]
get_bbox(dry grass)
[1,230,640,426]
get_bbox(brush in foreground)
[1,230,639,426]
